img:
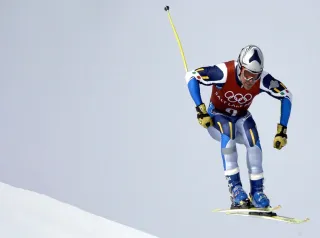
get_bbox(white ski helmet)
[237,45,264,73]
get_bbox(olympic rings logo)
[224,91,252,104]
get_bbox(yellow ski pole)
[164,6,189,72]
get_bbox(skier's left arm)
[259,72,293,150]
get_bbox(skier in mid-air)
[185,45,292,209]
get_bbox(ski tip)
[212,208,222,212]
[273,205,282,210]
[293,217,310,224]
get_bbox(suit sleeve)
[259,72,293,127]
[185,64,227,106]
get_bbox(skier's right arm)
[185,64,227,106]
[184,64,227,128]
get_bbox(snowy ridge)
[0,182,159,238]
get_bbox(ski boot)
[226,173,251,209]
[249,178,270,208]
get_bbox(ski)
[225,212,310,224]
[212,204,281,214]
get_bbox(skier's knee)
[221,134,236,152]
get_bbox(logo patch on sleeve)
[269,80,279,89]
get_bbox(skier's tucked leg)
[212,113,250,208]
[237,113,270,208]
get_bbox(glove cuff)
[277,123,287,134]
[196,103,207,114]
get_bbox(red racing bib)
[210,60,261,116]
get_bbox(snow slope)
[0,182,159,238]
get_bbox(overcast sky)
[0,0,318,237]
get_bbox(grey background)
[0,0,318,237]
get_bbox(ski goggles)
[242,67,262,81]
